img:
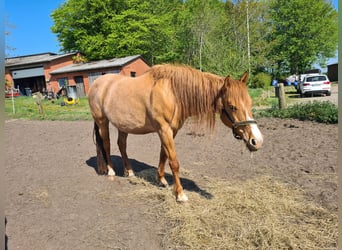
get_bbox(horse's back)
[88,74,124,98]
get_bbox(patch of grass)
[249,88,277,107]
[128,169,337,249]
[5,96,92,121]
[255,101,338,124]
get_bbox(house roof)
[50,55,144,75]
[5,52,77,68]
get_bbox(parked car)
[295,73,319,93]
[298,74,331,97]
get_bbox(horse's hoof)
[108,175,115,181]
[125,169,135,177]
[108,168,116,176]
[98,168,108,175]
[159,177,169,188]
[176,192,188,203]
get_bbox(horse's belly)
[109,116,156,134]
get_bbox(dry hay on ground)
[128,168,337,250]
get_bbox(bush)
[250,72,272,89]
[255,101,338,124]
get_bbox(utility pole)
[246,0,251,75]
[199,0,205,71]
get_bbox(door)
[74,76,85,97]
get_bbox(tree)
[51,0,183,64]
[177,0,226,71]
[5,16,16,57]
[267,0,338,75]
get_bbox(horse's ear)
[240,71,249,84]
[224,75,233,86]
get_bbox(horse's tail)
[93,122,106,155]
[93,121,108,168]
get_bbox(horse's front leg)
[157,147,169,187]
[157,130,178,187]
[158,127,188,202]
[117,130,134,177]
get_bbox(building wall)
[44,54,75,92]
[5,54,75,92]
[120,58,151,77]
[49,57,151,95]
[5,55,151,96]
[327,63,338,82]
[5,69,13,87]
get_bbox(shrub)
[255,101,338,124]
[250,72,272,89]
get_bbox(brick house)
[5,53,151,97]
[5,52,76,95]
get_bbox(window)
[306,76,327,82]
[58,78,68,88]
[130,72,136,77]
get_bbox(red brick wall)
[120,58,151,76]
[49,57,151,95]
[5,69,13,85]
[45,55,75,92]
[6,55,151,95]
[5,54,76,92]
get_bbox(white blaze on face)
[246,112,263,145]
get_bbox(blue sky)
[5,0,65,56]
[5,0,339,64]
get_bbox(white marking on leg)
[108,167,115,176]
[177,192,189,202]
[159,177,169,187]
[125,169,135,177]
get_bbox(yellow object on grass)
[63,97,80,105]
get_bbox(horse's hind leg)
[117,130,134,177]
[94,120,115,176]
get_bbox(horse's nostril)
[250,138,257,146]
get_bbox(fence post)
[33,92,45,115]
[278,83,286,109]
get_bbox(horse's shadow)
[86,155,213,199]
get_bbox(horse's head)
[219,71,263,151]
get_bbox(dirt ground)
[5,101,337,248]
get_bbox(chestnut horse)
[88,64,263,202]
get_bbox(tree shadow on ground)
[86,155,213,199]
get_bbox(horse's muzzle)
[246,138,259,151]
[246,132,263,151]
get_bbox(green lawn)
[5,96,92,121]
[5,87,337,124]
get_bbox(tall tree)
[5,16,16,57]
[178,0,226,71]
[202,0,270,77]
[51,0,182,64]
[267,0,338,75]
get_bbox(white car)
[299,74,331,97]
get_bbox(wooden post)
[33,92,45,115]
[278,83,286,109]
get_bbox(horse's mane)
[149,64,224,128]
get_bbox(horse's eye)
[229,105,237,111]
